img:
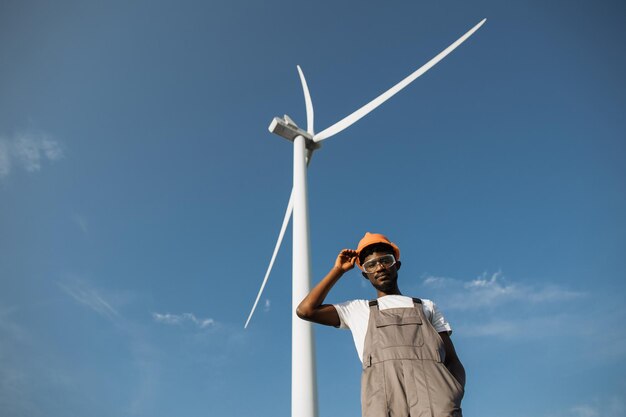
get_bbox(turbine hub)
[268,115,320,150]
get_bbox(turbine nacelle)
[269,115,320,151]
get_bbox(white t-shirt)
[334,295,452,363]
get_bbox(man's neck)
[377,288,402,298]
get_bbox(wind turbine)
[245,18,486,417]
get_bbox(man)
[297,232,466,417]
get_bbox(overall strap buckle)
[364,354,372,368]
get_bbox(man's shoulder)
[378,294,434,306]
[419,298,435,308]
[333,299,371,330]
[334,299,370,309]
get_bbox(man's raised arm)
[296,249,357,327]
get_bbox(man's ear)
[396,260,402,271]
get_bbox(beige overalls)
[361,298,464,417]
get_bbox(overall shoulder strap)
[363,300,380,368]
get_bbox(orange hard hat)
[355,232,400,269]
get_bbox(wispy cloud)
[543,396,625,417]
[58,280,120,320]
[0,306,30,343]
[0,139,10,177]
[422,271,583,310]
[418,271,600,344]
[73,213,89,234]
[458,313,577,339]
[0,131,63,178]
[152,312,215,329]
[263,299,271,312]
[0,305,77,417]
[570,405,599,417]
[125,337,162,417]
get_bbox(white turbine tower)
[245,18,486,417]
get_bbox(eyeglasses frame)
[361,254,397,273]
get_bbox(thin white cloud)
[0,131,63,178]
[422,276,454,288]
[0,139,10,177]
[58,281,120,320]
[263,299,271,312]
[570,405,599,417]
[152,312,215,329]
[456,302,626,363]
[0,307,30,344]
[458,319,519,338]
[126,338,161,416]
[418,271,599,344]
[543,396,625,417]
[458,314,574,339]
[73,213,89,234]
[422,271,584,310]
[0,304,81,416]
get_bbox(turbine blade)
[244,191,293,329]
[313,18,487,142]
[244,152,315,329]
[297,65,315,134]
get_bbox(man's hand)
[335,249,357,273]
[440,331,466,389]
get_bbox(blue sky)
[1,1,625,416]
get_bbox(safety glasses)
[362,254,396,273]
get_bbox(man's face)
[362,250,401,293]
